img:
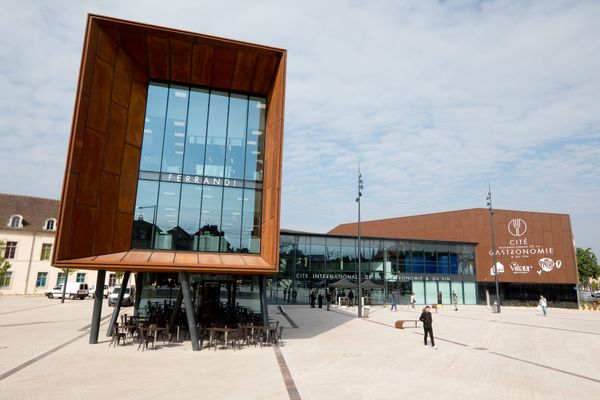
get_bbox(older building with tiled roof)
[0,193,114,295]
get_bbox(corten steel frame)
[53,15,286,274]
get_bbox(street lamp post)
[356,165,364,318]
[486,186,501,313]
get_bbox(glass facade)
[132,82,266,254]
[269,232,477,305]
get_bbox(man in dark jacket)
[419,306,438,349]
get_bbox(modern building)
[52,15,286,348]
[0,194,120,295]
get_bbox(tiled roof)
[0,193,59,233]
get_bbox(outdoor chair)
[137,324,155,351]
[272,326,284,347]
[109,323,127,347]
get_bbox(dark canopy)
[329,277,358,289]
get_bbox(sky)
[0,0,599,255]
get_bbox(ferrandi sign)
[489,218,562,277]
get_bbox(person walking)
[309,289,316,308]
[391,293,398,312]
[318,291,323,308]
[410,292,416,309]
[539,295,547,316]
[348,289,355,307]
[326,290,331,311]
[419,306,437,349]
[452,291,458,311]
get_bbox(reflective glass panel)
[221,187,243,252]
[154,182,181,249]
[225,94,248,179]
[132,180,159,249]
[177,184,203,251]
[161,85,189,173]
[182,88,209,175]
[140,83,168,171]
[204,91,229,177]
[245,97,266,181]
[198,185,224,252]
[241,189,261,253]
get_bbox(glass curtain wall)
[132,82,266,254]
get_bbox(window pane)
[198,185,224,252]
[155,182,181,250]
[225,94,248,179]
[241,189,261,254]
[221,187,243,252]
[140,83,168,171]
[132,180,159,249]
[245,97,266,181]
[204,91,229,177]
[161,85,189,173]
[178,184,203,251]
[183,88,209,175]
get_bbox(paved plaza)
[1,296,599,399]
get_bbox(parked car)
[46,283,89,300]
[88,285,110,299]
[591,291,600,299]
[108,286,135,307]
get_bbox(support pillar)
[169,289,183,328]
[180,271,200,351]
[134,272,143,316]
[89,270,106,344]
[259,275,269,326]
[106,271,130,337]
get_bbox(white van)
[108,286,135,307]
[46,282,89,300]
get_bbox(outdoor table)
[209,327,239,349]
[253,325,277,346]
[145,325,167,350]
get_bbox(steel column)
[89,270,106,344]
[106,271,130,337]
[179,272,200,351]
[259,275,269,326]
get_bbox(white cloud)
[0,0,599,256]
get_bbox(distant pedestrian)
[292,289,297,304]
[309,290,316,308]
[283,288,287,301]
[318,291,323,308]
[391,293,398,312]
[410,292,416,309]
[348,289,355,307]
[326,291,331,311]
[419,306,437,349]
[452,291,458,311]
[539,295,547,316]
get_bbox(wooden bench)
[395,320,420,329]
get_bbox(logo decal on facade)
[490,261,505,276]
[537,258,562,275]
[508,218,527,236]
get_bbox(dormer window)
[44,218,57,231]
[9,215,23,228]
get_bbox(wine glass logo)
[508,219,527,236]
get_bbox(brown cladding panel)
[210,46,236,89]
[121,30,148,72]
[147,36,170,80]
[231,50,257,92]
[70,94,90,175]
[75,128,105,207]
[97,28,118,65]
[104,103,128,175]
[190,44,213,86]
[112,211,134,252]
[112,49,133,108]
[170,39,192,82]
[81,21,100,97]
[117,144,141,213]
[87,57,114,132]
[93,172,119,254]
[55,173,78,261]
[125,81,147,148]
[69,205,96,259]
[252,54,278,95]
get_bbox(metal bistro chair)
[137,324,156,351]
[109,322,127,347]
[272,326,284,347]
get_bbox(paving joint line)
[274,346,302,400]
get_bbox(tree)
[577,247,600,287]
[0,240,12,278]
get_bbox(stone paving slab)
[1,296,599,399]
